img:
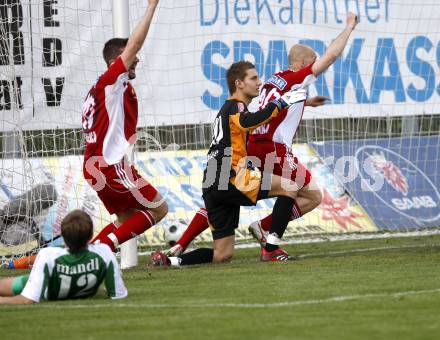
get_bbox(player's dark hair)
[226,61,256,95]
[61,210,94,253]
[103,38,128,65]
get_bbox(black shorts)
[203,168,269,240]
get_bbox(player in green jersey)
[0,210,127,304]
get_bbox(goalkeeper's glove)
[273,88,307,109]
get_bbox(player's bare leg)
[0,276,33,304]
[212,235,235,263]
[250,177,322,247]
[296,177,322,213]
[0,278,15,297]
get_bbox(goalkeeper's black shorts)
[202,167,269,240]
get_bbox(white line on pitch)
[26,287,440,309]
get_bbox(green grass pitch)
[1,235,439,340]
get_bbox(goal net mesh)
[1,0,439,259]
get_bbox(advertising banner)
[1,1,439,131]
[0,144,377,256]
[312,136,440,229]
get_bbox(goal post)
[1,0,440,262]
[111,0,138,269]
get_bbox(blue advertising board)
[312,136,440,230]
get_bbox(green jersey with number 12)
[21,244,127,302]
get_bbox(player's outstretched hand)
[346,12,359,30]
[306,96,330,107]
[277,88,307,108]
[148,0,159,7]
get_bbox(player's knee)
[213,251,233,263]
[160,201,168,218]
[117,209,137,224]
[151,200,168,222]
[311,189,322,209]
[280,189,296,200]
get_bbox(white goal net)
[1,0,440,260]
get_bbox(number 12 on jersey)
[57,273,98,299]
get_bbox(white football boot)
[248,221,268,247]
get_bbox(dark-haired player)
[82,0,168,252]
[0,210,127,304]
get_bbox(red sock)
[98,211,155,251]
[91,222,117,244]
[177,208,209,249]
[112,210,155,246]
[259,200,302,232]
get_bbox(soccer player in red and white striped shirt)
[247,12,359,254]
[82,0,167,252]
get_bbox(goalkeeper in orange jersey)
[0,210,127,304]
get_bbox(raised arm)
[312,12,359,76]
[120,0,159,69]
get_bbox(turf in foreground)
[1,235,439,340]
